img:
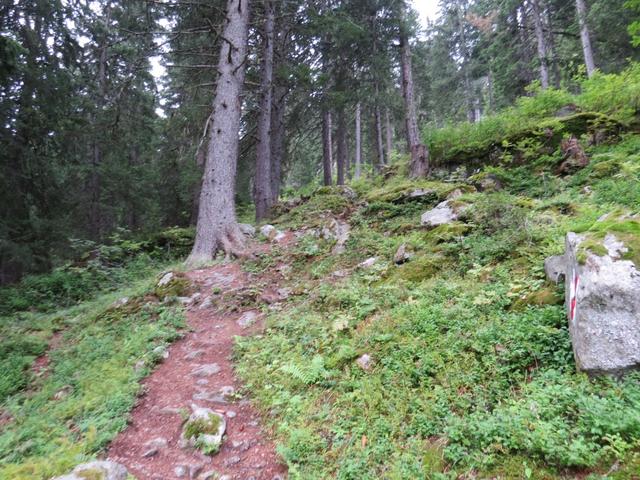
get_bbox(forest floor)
[108,248,294,480]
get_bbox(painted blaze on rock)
[564,230,640,375]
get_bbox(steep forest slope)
[1,67,640,479]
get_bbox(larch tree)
[186,0,251,265]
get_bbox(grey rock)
[201,471,218,480]
[321,219,351,254]
[174,465,188,477]
[544,255,566,283]
[564,232,640,375]
[219,476,233,480]
[153,345,169,360]
[199,297,213,310]
[181,405,226,454]
[52,461,128,480]
[358,257,378,269]
[260,224,284,242]
[145,437,169,449]
[192,363,221,377]
[239,223,256,237]
[158,271,175,287]
[474,173,502,192]
[193,391,227,403]
[142,448,158,458]
[223,455,241,466]
[356,354,373,371]
[421,200,459,228]
[237,311,258,328]
[185,349,205,360]
[446,188,464,200]
[393,243,411,265]
[226,410,237,419]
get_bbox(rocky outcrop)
[562,231,640,375]
[321,218,351,254]
[52,461,128,480]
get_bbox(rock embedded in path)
[181,405,227,455]
[191,363,221,377]
[237,310,258,328]
[563,230,640,375]
[52,460,128,480]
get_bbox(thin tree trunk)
[385,107,393,164]
[187,0,250,265]
[270,82,286,203]
[545,6,561,88]
[399,9,429,178]
[354,102,362,180]
[322,110,333,186]
[531,0,550,89]
[336,108,346,185]
[575,0,596,77]
[457,4,475,122]
[254,0,275,222]
[374,104,385,170]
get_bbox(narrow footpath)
[108,254,289,480]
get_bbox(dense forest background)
[1,0,639,284]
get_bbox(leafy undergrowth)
[0,252,187,479]
[425,62,640,168]
[235,133,640,478]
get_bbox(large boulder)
[321,218,351,254]
[564,231,640,375]
[52,461,128,480]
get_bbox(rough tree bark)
[254,0,275,222]
[336,108,347,185]
[354,102,362,180]
[575,0,596,77]
[531,0,550,89]
[322,110,333,186]
[385,107,393,164]
[399,9,429,178]
[186,0,250,266]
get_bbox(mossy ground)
[234,133,640,479]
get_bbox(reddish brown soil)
[108,259,288,480]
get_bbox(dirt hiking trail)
[109,245,292,480]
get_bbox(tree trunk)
[575,0,596,77]
[354,102,362,180]
[322,110,333,186]
[385,107,393,164]
[544,6,561,88]
[457,4,475,123]
[531,0,550,89]
[254,0,275,222]
[187,0,250,266]
[336,108,346,185]
[270,82,286,203]
[374,104,385,170]
[399,12,429,178]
